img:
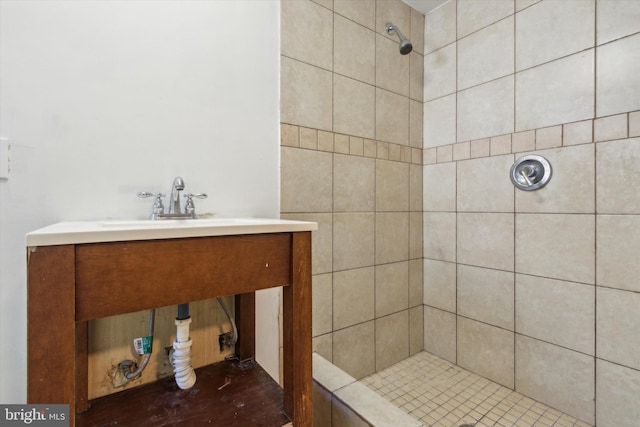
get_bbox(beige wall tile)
[457,0,514,39]
[594,113,628,142]
[424,43,456,101]
[313,334,333,361]
[409,211,422,259]
[630,111,640,137]
[596,137,640,214]
[470,138,490,158]
[409,163,423,211]
[516,0,540,12]
[458,265,514,330]
[596,0,640,45]
[436,145,453,162]
[377,141,390,159]
[490,134,512,155]
[516,214,594,284]
[376,212,409,264]
[423,147,437,164]
[424,306,456,363]
[597,33,640,117]
[334,154,375,212]
[333,267,375,330]
[563,119,593,146]
[596,287,640,370]
[333,213,375,271]
[376,159,410,211]
[458,76,515,142]
[376,310,409,370]
[410,8,425,55]
[597,215,640,293]
[536,125,562,149]
[457,317,514,388]
[596,359,640,427]
[423,162,456,211]
[299,127,318,149]
[281,147,333,212]
[516,275,594,355]
[458,16,514,90]
[410,99,424,148]
[334,74,375,139]
[281,0,333,70]
[515,0,594,71]
[334,133,350,154]
[410,51,424,102]
[318,130,334,151]
[409,306,424,356]
[516,50,594,132]
[457,155,514,212]
[334,14,375,85]
[281,57,333,130]
[364,138,377,157]
[409,259,423,307]
[376,261,409,317]
[376,34,410,97]
[423,259,456,312]
[350,136,364,156]
[515,144,595,214]
[512,130,535,152]
[458,213,514,271]
[376,88,409,145]
[281,123,299,147]
[333,321,375,379]
[452,141,470,160]
[334,0,375,30]
[424,0,456,54]
[388,143,401,161]
[282,213,333,274]
[516,336,595,424]
[424,212,456,262]
[313,273,333,337]
[424,93,456,148]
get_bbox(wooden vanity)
[26,219,316,426]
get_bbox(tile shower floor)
[361,352,592,427]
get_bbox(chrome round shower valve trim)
[510,155,552,191]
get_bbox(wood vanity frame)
[27,231,312,426]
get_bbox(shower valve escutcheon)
[138,176,208,220]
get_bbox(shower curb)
[313,353,425,427]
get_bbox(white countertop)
[26,218,318,246]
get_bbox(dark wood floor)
[77,359,291,427]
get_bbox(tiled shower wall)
[422,1,640,426]
[280,0,425,380]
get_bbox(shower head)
[385,22,413,55]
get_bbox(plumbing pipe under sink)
[171,303,196,389]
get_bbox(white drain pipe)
[171,317,196,389]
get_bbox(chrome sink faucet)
[168,176,185,215]
[138,177,207,220]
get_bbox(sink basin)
[26,218,318,246]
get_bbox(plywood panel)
[88,297,235,399]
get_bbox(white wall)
[0,0,281,403]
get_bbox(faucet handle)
[137,192,165,199]
[137,192,166,219]
[186,193,208,199]
[184,193,207,217]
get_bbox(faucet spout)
[168,176,185,214]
